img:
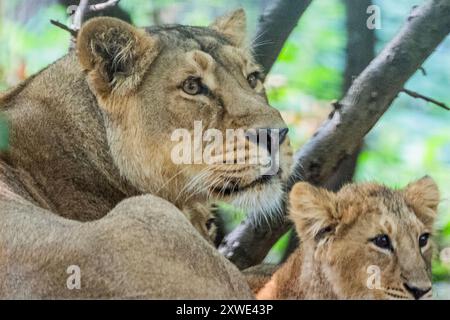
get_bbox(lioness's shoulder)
[0,54,86,109]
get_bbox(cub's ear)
[289,182,339,242]
[76,17,159,97]
[210,9,246,47]
[403,176,440,227]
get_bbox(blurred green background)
[0,0,449,298]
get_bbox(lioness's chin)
[229,180,285,225]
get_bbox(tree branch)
[89,0,120,11]
[50,0,122,50]
[253,0,313,74]
[402,88,449,111]
[50,19,77,37]
[71,0,89,31]
[220,0,450,270]
[58,0,130,22]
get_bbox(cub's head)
[289,177,440,299]
[76,10,292,218]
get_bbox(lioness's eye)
[419,233,430,248]
[371,234,393,251]
[182,77,203,95]
[247,72,259,89]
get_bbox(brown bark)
[220,0,450,270]
[253,0,313,74]
[343,0,376,93]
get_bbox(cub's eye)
[182,77,203,95]
[247,72,259,89]
[419,233,430,248]
[371,234,393,251]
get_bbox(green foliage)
[264,229,292,264]
[433,259,450,283]
[0,3,69,89]
[216,202,246,234]
[0,116,8,151]
[269,0,345,102]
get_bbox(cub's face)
[76,11,293,219]
[289,177,440,300]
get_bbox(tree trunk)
[253,0,313,74]
[323,0,375,192]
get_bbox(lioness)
[248,177,439,299]
[0,10,292,298]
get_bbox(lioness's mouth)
[211,171,282,196]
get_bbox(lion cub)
[250,176,439,300]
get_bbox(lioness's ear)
[76,17,159,97]
[210,9,246,47]
[289,182,339,241]
[404,176,440,227]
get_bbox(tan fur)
[210,8,247,47]
[255,177,439,300]
[0,10,292,298]
[243,264,279,294]
[183,202,218,245]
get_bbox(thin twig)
[402,88,449,111]
[419,67,427,76]
[50,20,78,37]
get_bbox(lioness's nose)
[264,128,289,154]
[245,128,289,154]
[265,127,288,144]
[278,128,289,144]
[403,283,431,300]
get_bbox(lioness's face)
[76,11,293,219]
[289,177,439,300]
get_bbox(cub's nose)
[403,283,431,300]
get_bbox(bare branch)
[58,0,131,22]
[90,0,120,12]
[419,67,427,76]
[220,0,450,270]
[51,0,122,50]
[402,88,449,111]
[50,19,78,37]
[71,0,90,32]
[252,0,313,74]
